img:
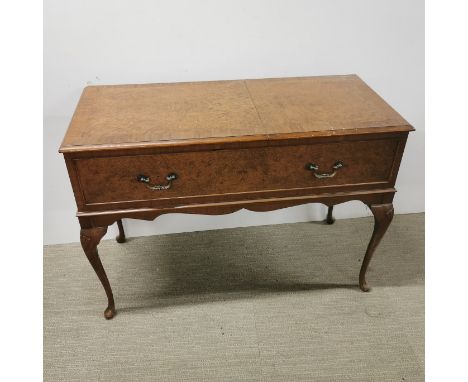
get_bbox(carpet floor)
[44,213,424,381]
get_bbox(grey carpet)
[44,213,424,381]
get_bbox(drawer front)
[74,138,399,206]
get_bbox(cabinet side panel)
[63,154,86,210]
[388,133,410,186]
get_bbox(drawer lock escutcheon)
[136,173,177,190]
[306,161,344,179]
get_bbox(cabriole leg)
[116,219,126,243]
[326,205,335,224]
[80,226,116,319]
[359,203,394,292]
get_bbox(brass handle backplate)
[136,173,177,190]
[306,161,344,179]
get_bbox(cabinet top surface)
[60,75,412,152]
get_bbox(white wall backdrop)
[44,0,424,245]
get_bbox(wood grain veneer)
[60,75,412,152]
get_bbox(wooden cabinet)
[60,75,413,319]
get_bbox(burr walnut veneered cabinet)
[59,75,414,319]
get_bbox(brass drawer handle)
[136,173,177,190]
[306,161,344,179]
